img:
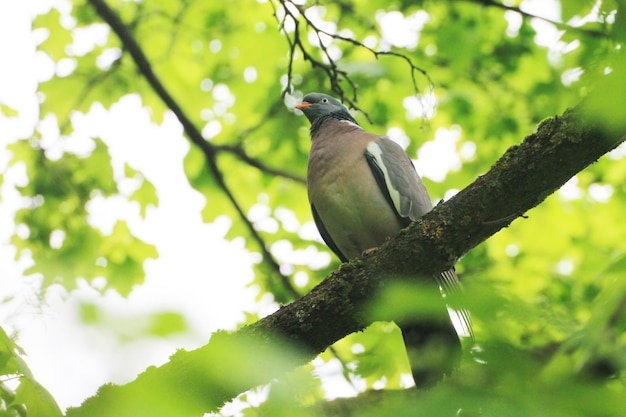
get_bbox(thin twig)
[59,61,121,133]
[274,0,435,123]
[225,98,306,184]
[214,144,305,184]
[468,0,608,37]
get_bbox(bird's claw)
[361,247,379,256]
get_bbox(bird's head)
[295,93,354,125]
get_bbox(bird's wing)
[364,136,473,337]
[364,137,433,224]
[311,203,348,263]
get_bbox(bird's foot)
[361,247,379,256]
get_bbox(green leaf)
[33,9,72,61]
[585,52,626,133]
[126,164,159,217]
[13,378,62,417]
[9,137,156,294]
[66,330,309,417]
[0,327,27,376]
[561,0,596,22]
[0,103,18,117]
[0,328,62,417]
[148,312,187,337]
[100,221,158,296]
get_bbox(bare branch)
[223,97,306,184]
[273,0,437,123]
[88,0,299,298]
[213,144,305,184]
[467,0,608,37]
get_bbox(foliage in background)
[1,0,626,415]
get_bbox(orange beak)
[295,101,311,110]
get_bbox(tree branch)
[467,0,608,38]
[88,0,299,298]
[66,103,626,417]
[216,97,306,184]
[214,144,306,184]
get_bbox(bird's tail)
[400,318,462,389]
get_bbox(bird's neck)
[310,112,360,139]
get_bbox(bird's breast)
[307,136,404,260]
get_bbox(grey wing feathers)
[365,136,473,338]
[364,137,433,222]
[311,203,348,263]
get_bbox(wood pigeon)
[295,92,470,388]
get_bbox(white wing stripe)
[366,142,402,214]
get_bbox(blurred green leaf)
[0,327,62,417]
[101,221,158,295]
[0,103,18,117]
[126,164,158,217]
[148,312,187,337]
[9,137,156,294]
[561,0,596,22]
[585,52,626,134]
[13,378,62,417]
[33,9,72,61]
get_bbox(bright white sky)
[0,0,563,412]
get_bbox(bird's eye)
[322,98,328,103]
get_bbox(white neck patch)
[339,119,361,129]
